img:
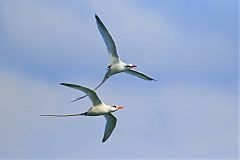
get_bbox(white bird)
[70,14,155,103]
[41,83,124,143]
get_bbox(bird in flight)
[70,14,155,103]
[41,83,124,143]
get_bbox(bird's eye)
[112,105,117,108]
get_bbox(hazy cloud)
[0,0,237,159]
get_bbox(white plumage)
[70,14,155,103]
[41,83,124,143]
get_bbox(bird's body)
[110,62,127,73]
[41,83,124,142]
[85,103,113,116]
[69,14,155,103]
[107,61,131,77]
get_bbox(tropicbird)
[41,83,124,143]
[70,14,155,103]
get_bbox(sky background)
[0,0,238,159]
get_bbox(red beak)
[132,64,137,68]
[117,106,124,110]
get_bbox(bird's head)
[126,64,137,69]
[110,105,124,112]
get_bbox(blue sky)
[0,0,238,159]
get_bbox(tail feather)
[68,95,88,103]
[40,112,87,117]
[68,76,107,103]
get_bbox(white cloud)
[0,0,101,69]
[0,0,237,158]
[0,0,236,77]
[0,68,237,158]
[85,0,237,75]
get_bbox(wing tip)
[102,138,106,143]
[60,82,68,86]
[95,14,99,20]
[60,82,75,88]
[149,78,157,81]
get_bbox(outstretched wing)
[102,113,117,143]
[61,83,102,106]
[95,14,120,65]
[124,69,155,81]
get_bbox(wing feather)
[60,83,102,106]
[95,14,120,65]
[68,70,110,103]
[124,70,155,81]
[102,113,117,143]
